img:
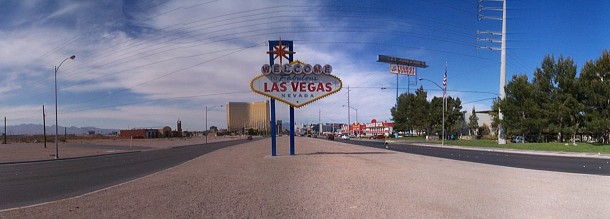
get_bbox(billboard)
[377,55,428,68]
[390,64,416,76]
[251,62,342,108]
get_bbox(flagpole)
[442,62,447,146]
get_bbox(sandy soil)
[1,136,609,218]
[0,135,242,163]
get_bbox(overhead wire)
[23,1,506,120]
[53,4,476,89]
[60,2,480,70]
[33,0,173,66]
[61,4,480,78]
[64,91,250,114]
[71,42,265,107]
[58,24,490,107]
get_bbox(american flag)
[442,65,447,98]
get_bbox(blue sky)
[0,0,608,131]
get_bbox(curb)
[0,151,142,165]
[386,140,610,160]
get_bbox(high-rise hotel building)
[226,101,270,132]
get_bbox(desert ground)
[0,135,241,163]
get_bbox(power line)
[60,4,482,77]
[48,2,484,92]
[71,43,264,106]
[16,2,499,121]
[64,91,250,114]
[60,46,248,91]
[33,0,173,66]
[351,86,498,95]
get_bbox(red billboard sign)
[390,64,416,76]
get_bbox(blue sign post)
[270,99,276,156]
[267,39,294,156]
[255,38,341,156]
[290,106,295,155]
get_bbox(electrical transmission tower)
[477,0,507,144]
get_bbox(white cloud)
[40,2,82,24]
[0,72,22,98]
[1,0,465,130]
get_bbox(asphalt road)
[0,139,250,210]
[3,137,609,211]
[341,139,610,176]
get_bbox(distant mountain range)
[2,124,118,136]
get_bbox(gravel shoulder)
[1,136,610,218]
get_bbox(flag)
[442,65,447,98]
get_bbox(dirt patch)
[0,135,245,163]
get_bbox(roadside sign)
[377,55,428,68]
[251,62,342,108]
[390,64,416,76]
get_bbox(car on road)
[369,134,385,139]
[512,136,525,143]
[326,134,335,141]
[340,135,350,140]
[246,135,253,140]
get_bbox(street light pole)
[54,55,75,159]
[419,78,445,146]
[205,105,223,144]
[342,105,358,135]
[347,85,350,136]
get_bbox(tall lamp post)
[54,55,75,159]
[418,78,445,146]
[205,105,223,144]
[342,105,358,135]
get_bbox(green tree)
[580,50,610,143]
[494,55,581,142]
[532,55,557,142]
[428,96,464,138]
[492,52,609,143]
[530,55,583,142]
[500,74,540,139]
[412,87,431,134]
[392,87,464,138]
[468,106,479,136]
[446,96,465,136]
[553,56,582,143]
[429,97,444,136]
[391,86,429,134]
[391,93,416,132]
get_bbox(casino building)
[363,119,394,137]
[226,101,270,133]
[119,120,181,139]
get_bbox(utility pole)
[396,71,399,108]
[43,105,47,148]
[64,127,67,142]
[477,0,507,144]
[347,85,351,136]
[206,105,208,143]
[3,117,6,144]
[318,108,321,135]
